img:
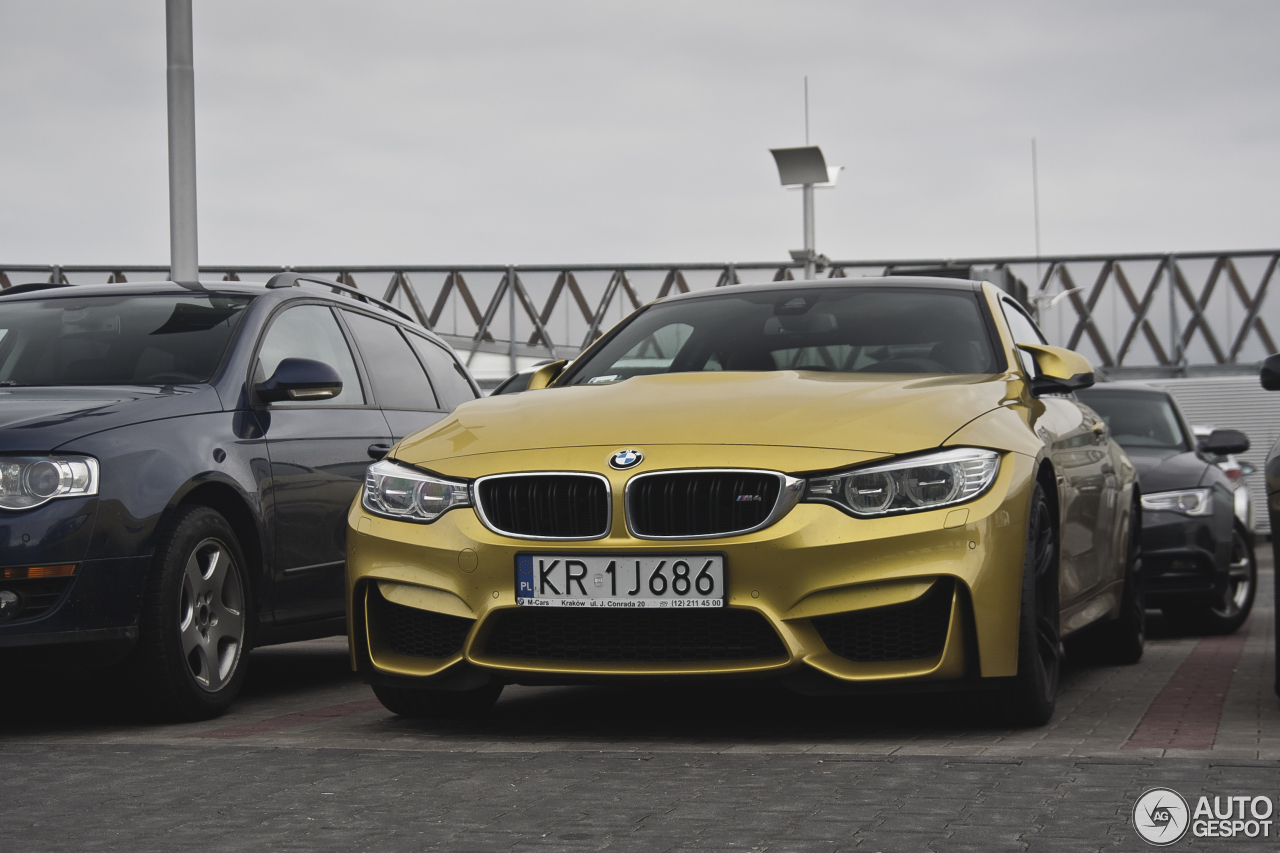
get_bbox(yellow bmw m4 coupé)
[347,277,1141,725]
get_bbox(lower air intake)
[0,577,75,623]
[369,586,473,658]
[812,579,954,662]
[483,607,786,662]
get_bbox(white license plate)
[515,554,725,608]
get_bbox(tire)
[999,480,1060,727]
[127,505,252,721]
[1063,496,1145,665]
[1162,523,1256,636]
[372,683,503,719]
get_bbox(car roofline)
[654,276,983,304]
[0,277,440,336]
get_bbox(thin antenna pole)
[804,76,810,145]
[1031,138,1041,270]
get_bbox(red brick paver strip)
[1122,622,1251,751]
[184,698,383,740]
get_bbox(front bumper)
[346,452,1036,690]
[1139,510,1226,604]
[0,555,150,668]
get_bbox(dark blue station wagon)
[0,275,479,718]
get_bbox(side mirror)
[1261,353,1280,391]
[1201,428,1249,456]
[1016,344,1095,396]
[255,358,343,403]
[526,359,568,391]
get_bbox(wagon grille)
[483,608,786,662]
[476,474,609,539]
[370,587,473,658]
[812,579,954,662]
[627,471,784,538]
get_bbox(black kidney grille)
[812,579,954,663]
[628,472,782,537]
[484,608,786,662]
[478,475,609,538]
[370,587,473,658]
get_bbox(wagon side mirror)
[1200,428,1250,456]
[255,358,343,403]
[1016,344,1096,396]
[527,359,568,391]
[1260,353,1280,391]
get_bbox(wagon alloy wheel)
[178,538,245,692]
[129,505,254,721]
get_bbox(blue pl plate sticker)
[516,555,534,599]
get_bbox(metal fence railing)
[4,249,1277,380]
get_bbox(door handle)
[367,443,393,461]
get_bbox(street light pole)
[770,146,836,281]
[802,183,816,280]
[166,0,199,284]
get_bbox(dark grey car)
[0,274,480,719]
[1078,383,1255,635]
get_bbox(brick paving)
[1123,622,1253,750]
[1,558,1275,851]
[184,698,383,740]
[2,746,1276,852]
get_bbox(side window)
[257,304,364,406]
[1000,300,1047,375]
[341,311,440,410]
[405,334,479,409]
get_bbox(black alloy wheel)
[128,505,252,721]
[372,683,504,719]
[1063,494,1145,664]
[1001,480,1060,727]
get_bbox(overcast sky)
[2,1,1278,268]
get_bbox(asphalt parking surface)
[2,556,1276,852]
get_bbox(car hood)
[0,386,223,452]
[395,371,1016,468]
[1122,446,1210,493]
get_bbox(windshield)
[0,293,254,386]
[564,286,1001,385]
[1078,390,1190,451]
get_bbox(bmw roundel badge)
[609,449,644,470]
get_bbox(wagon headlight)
[804,448,1000,517]
[1141,488,1212,517]
[362,459,470,523]
[0,456,99,510]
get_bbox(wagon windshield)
[0,293,254,386]
[564,286,1002,385]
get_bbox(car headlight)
[804,448,1001,517]
[1141,488,1212,517]
[362,459,470,523]
[0,456,99,511]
